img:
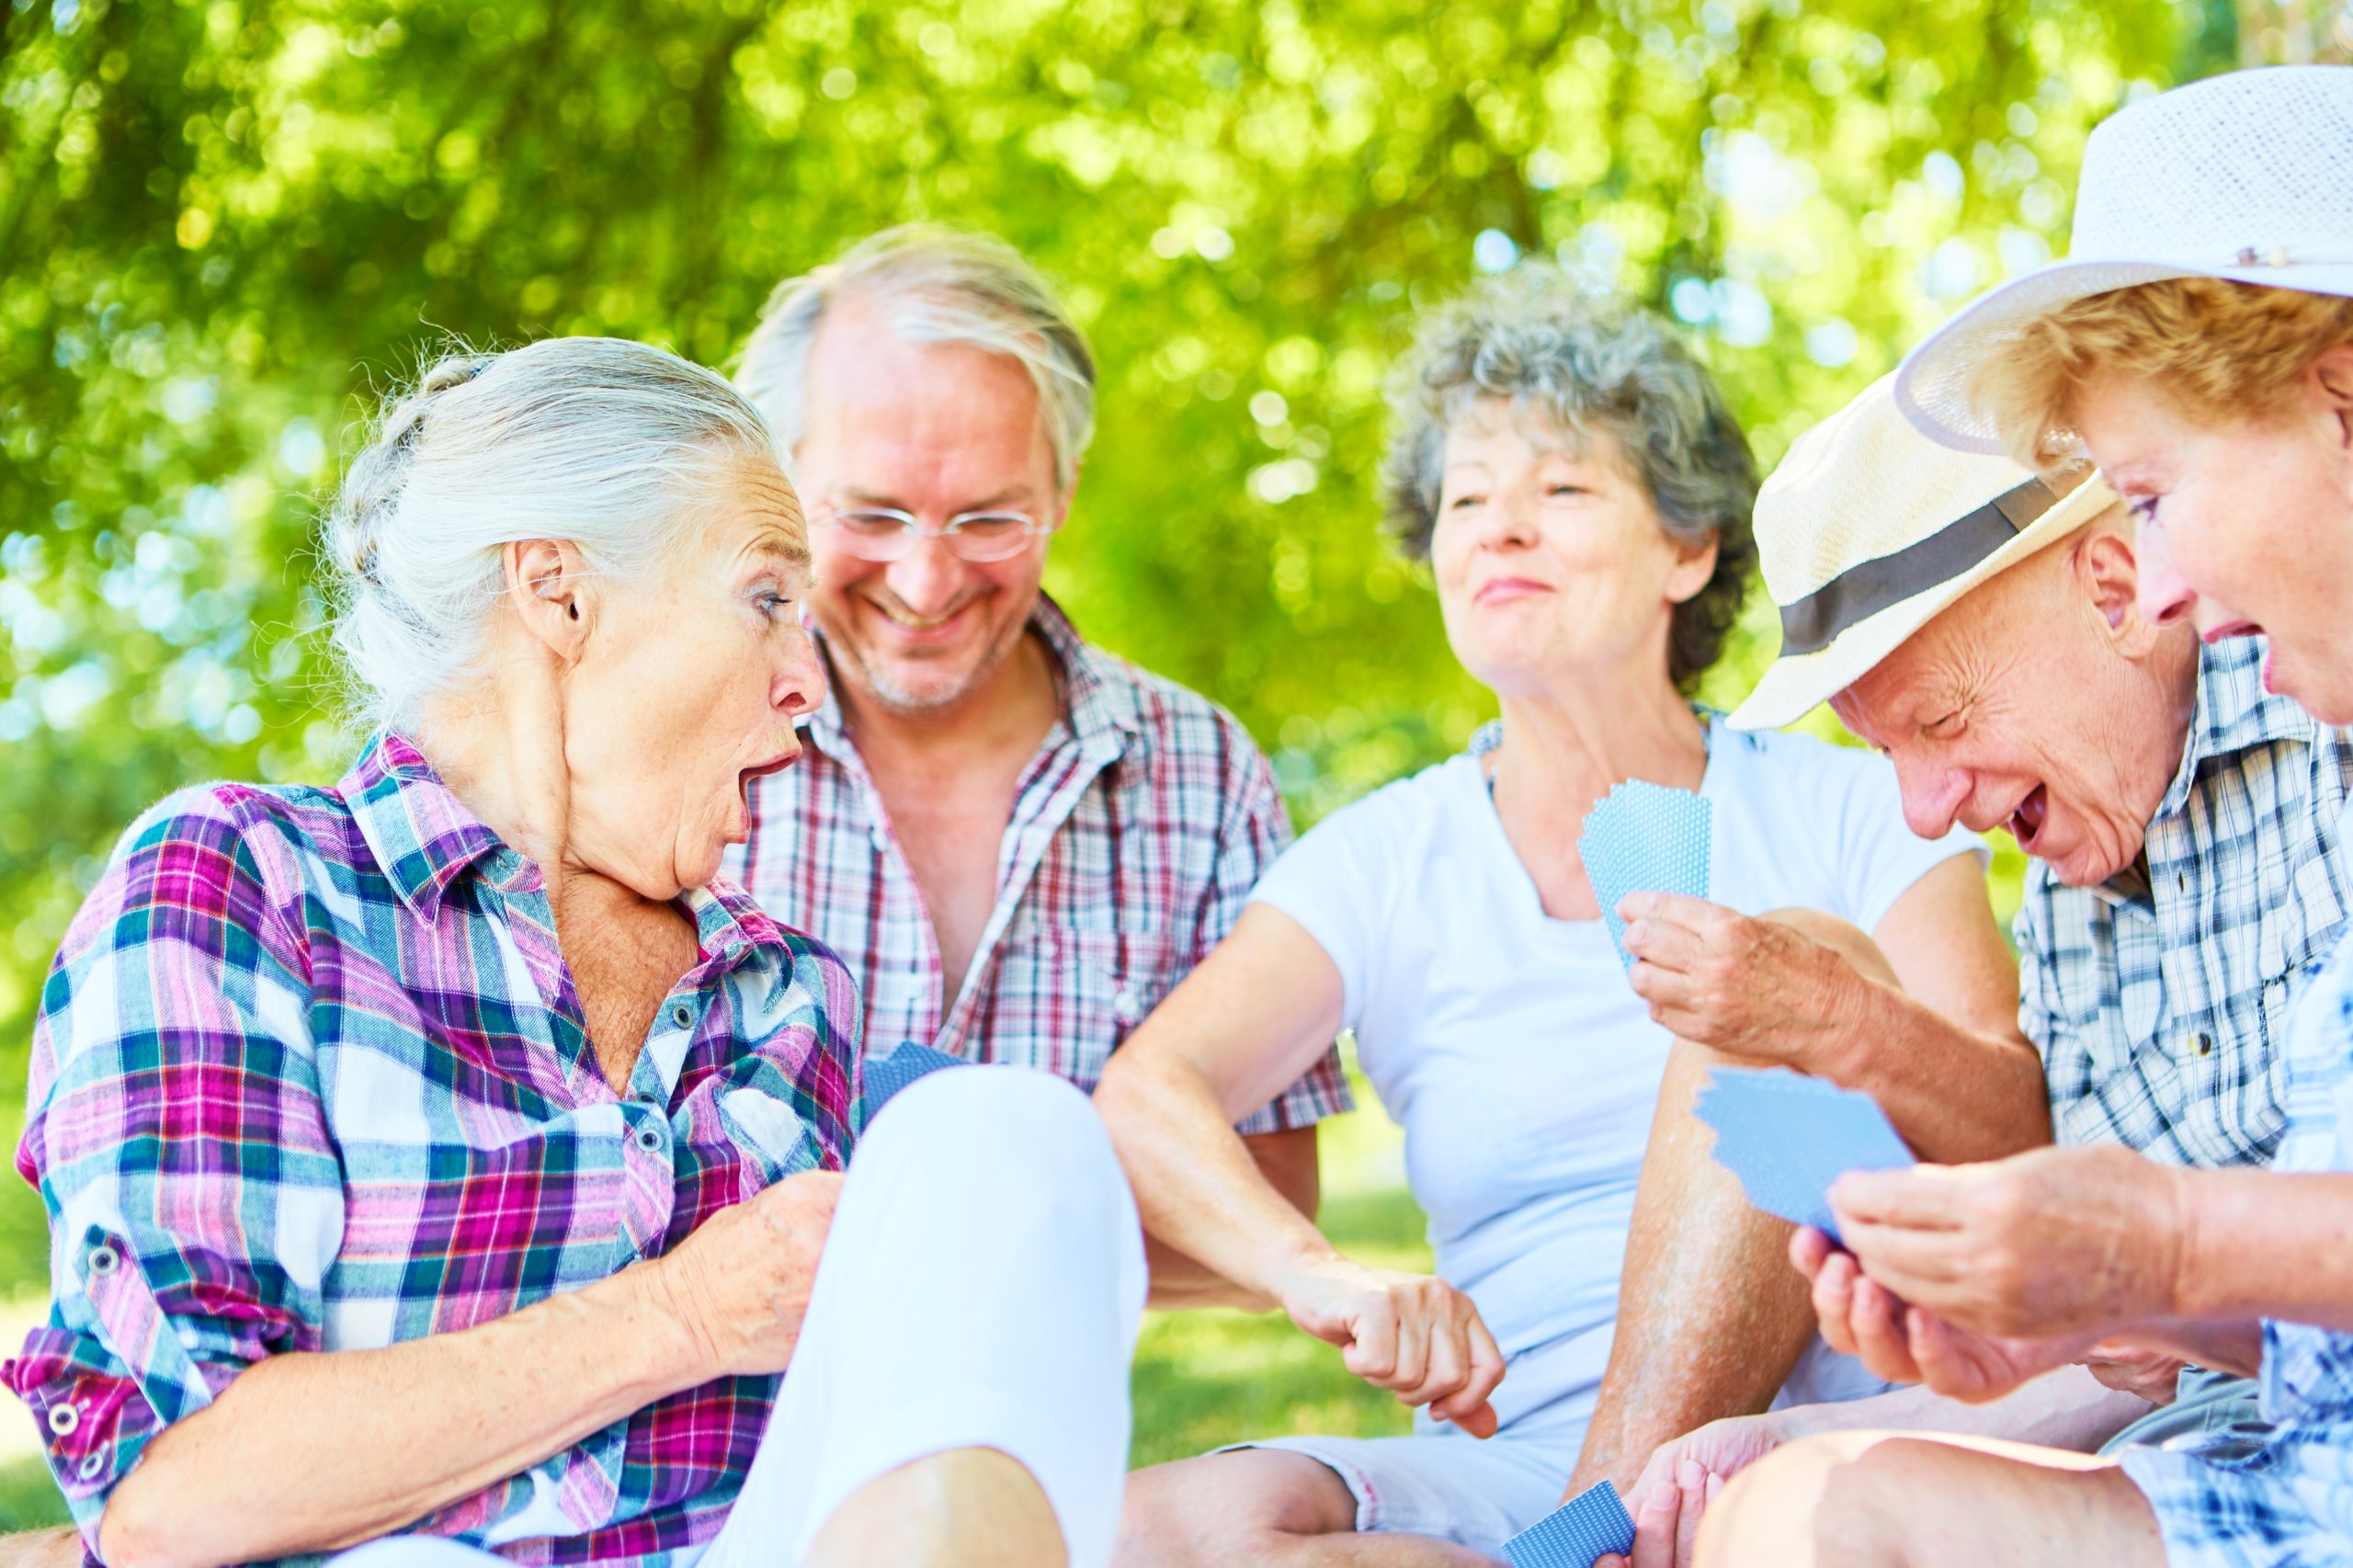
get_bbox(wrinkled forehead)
[693,449,813,568]
[1831,572,2018,732]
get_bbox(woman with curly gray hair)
[1102,270,2014,1565]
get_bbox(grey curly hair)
[1383,267,1759,688]
[325,336,779,731]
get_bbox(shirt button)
[868,827,889,853]
[669,1003,693,1029]
[2195,1034,2214,1057]
[86,1244,119,1278]
[1112,987,1142,1023]
[46,1404,78,1437]
[76,1450,103,1480]
[635,1124,666,1153]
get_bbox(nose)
[881,533,968,618]
[2134,523,2199,630]
[773,620,828,722]
[1481,484,1543,550]
[1891,750,1972,839]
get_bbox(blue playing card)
[859,1041,969,1121]
[1578,781,1711,968]
[1504,1480,1638,1568]
[1693,1066,1916,1240]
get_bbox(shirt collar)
[804,593,1143,761]
[2154,635,2319,821]
[342,731,507,922]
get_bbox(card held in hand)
[1576,781,1711,969]
[1693,1066,1916,1241]
[1503,1480,1638,1568]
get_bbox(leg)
[1571,913,1900,1494]
[1117,1449,1500,1567]
[705,1067,1147,1568]
[807,1448,1063,1568]
[1695,1430,2165,1567]
[0,1531,81,1568]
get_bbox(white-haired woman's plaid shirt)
[2019,637,2353,1167]
[2118,934,2353,1565]
[726,597,1350,1133]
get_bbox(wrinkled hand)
[1826,1144,2187,1340]
[1273,1255,1506,1437]
[649,1169,843,1380]
[1791,1226,2091,1402]
[2081,1339,2188,1405]
[1595,1413,1791,1568]
[1617,894,1868,1072]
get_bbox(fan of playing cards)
[1577,779,1713,969]
[1693,1066,1918,1242]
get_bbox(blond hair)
[1971,278,2353,468]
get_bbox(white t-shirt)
[1251,716,1985,1441]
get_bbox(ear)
[2073,526,2162,653]
[2312,342,2353,457]
[501,539,596,663]
[1664,533,1721,607]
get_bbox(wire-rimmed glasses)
[812,506,1058,562]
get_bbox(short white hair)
[324,336,778,731]
[733,223,1097,495]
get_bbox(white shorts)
[329,1066,1146,1567]
[1234,1424,1576,1557]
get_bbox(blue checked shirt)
[2117,937,2353,1566]
[2018,638,2353,1166]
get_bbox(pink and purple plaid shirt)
[725,597,1350,1134]
[6,733,859,1563]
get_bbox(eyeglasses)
[812,506,1058,563]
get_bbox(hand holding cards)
[1577,780,1711,969]
[1693,1066,1916,1242]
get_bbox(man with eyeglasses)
[728,226,1349,1305]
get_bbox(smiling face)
[2081,347,2353,723]
[1428,401,1715,696]
[557,454,826,897]
[1830,524,2199,888]
[790,297,1065,718]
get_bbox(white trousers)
[330,1067,1146,1567]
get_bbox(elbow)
[101,1484,196,1568]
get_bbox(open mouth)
[2008,784,2049,850]
[2204,619,2264,644]
[737,750,799,803]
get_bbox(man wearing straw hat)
[1593,369,2353,1562]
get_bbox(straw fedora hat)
[1728,376,2118,731]
[1895,64,2353,454]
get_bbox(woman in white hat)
[1102,269,2025,1567]
[1703,64,2353,1568]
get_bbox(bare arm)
[1096,903,1505,1429]
[100,1171,836,1568]
[2173,1167,2353,1334]
[1142,1127,1321,1310]
[1623,854,2049,1163]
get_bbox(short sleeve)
[1820,742,1988,936]
[1193,730,1355,1135]
[3,794,343,1549]
[1245,782,1413,1038]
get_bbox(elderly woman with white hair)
[2,337,1143,1568]
[1101,270,2028,1566]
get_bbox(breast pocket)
[1000,924,1179,1088]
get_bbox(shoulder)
[1078,642,1269,771]
[1710,720,1905,825]
[1293,752,1472,853]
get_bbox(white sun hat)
[1729,375,2118,731]
[1894,63,2353,455]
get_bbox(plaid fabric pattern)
[2118,938,2353,1565]
[2019,637,2353,1166]
[5,733,859,1563]
[726,596,1349,1134]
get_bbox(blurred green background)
[4,0,2346,1527]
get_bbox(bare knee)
[1117,1451,1356,1567]
[1697,1432,1918,1568]
[1761,906,1900,988]
[809,1447,1063,1568]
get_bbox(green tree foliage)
[2,0,2234,1272]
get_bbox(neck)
[832,626,1063,770]
[415,652,577,891]
[1490,661,1708,810]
